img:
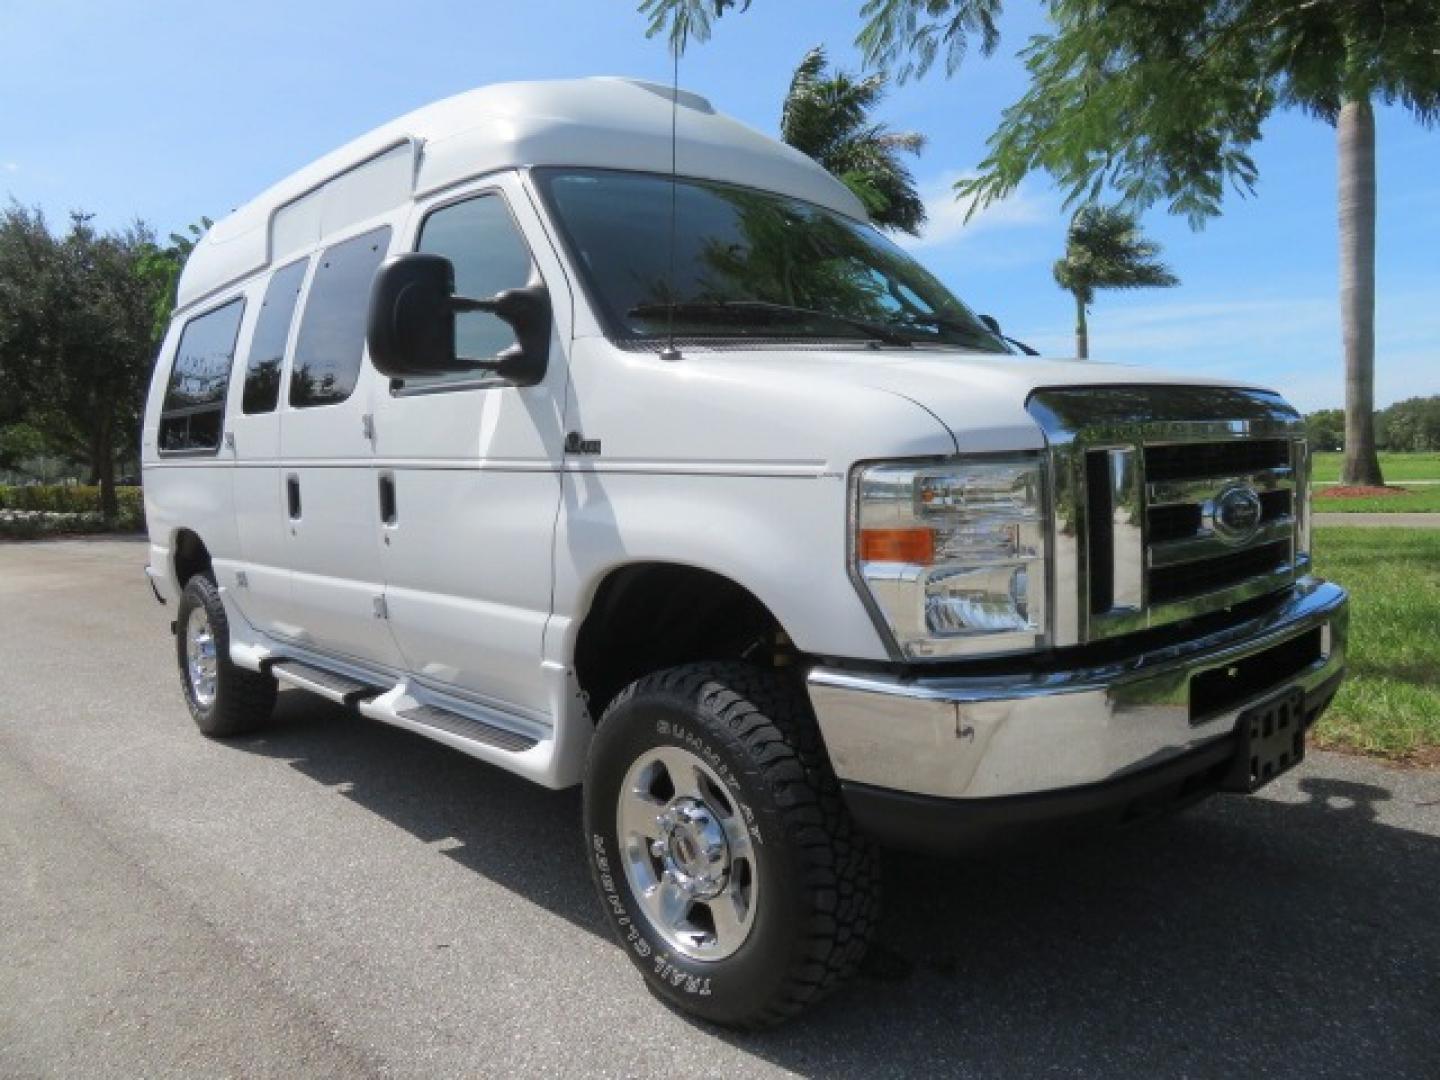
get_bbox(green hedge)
[0,484,145,533]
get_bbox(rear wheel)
[583,662,879,1028]
[175,573,276,737]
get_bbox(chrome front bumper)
[808,578,1348,802]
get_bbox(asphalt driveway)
[2,540,1437,1078]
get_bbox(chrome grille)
[1027,386,1309,647]
[1143,440,1297,602]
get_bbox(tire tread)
[177,574,276,737]
[601,661,879,1028]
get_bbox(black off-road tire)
[175,573,276,737]
[583,662,880,1028]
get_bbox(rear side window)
[159,298,246,453]
[242,258,308,414]
[290,225,391,408]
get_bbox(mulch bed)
[1321,485,1411,499]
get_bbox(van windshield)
[533,168,1011,352]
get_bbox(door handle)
[378,472,397,526]
[287,474,302,520]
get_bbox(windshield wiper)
[627,300,914,347]
[901,312,1009,351]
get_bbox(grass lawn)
[1310,526,1440,762]
[1310,451,1440,512]
[1312,451,1440,484]
[1314,487,1440,513]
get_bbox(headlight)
[852,456,1047,659]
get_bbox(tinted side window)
[419,195,535,363]
[242,258,308,414]
[290,226,391,408]
[159,298,246,453]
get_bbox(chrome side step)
[226,631,583,789]
[396,702,539,753]
[270,659,381,706]
[357,682,550,775]
[261,650,554,777]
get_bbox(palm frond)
[779,47,929,234]
[1054,205,1178,300]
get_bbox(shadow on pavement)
[237,691,601,934]
[235,691,1440,1078]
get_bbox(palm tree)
[1053,207,1178,359]
[1337,99,1381,486]
[779,46,927,236]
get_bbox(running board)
[258,650,559,783]
[396,702,539,753]
[357,682,550,775]
[270,659,381,706]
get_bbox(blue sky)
[3,0,1437,410]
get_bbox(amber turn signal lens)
[858,527,935,564]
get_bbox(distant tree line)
[0,206,199,521]
[1305,396,1440,453]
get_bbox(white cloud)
[897,170,1055,250]
[2,162,17,173]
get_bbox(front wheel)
[583,662,879,1028]
[175,573,276,737]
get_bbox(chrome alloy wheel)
[184,604,219,708]
[616,745,758,961]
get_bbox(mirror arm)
[447,285,551,386]
[452,296,497,315]
[442,297,503,373]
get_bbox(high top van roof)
[175,76,869,311]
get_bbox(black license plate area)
[1221,687,1307,793]
[1189,628,1323,725]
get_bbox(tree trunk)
[1074,292,1089,359]
[86,408,104,486]
[1338,96,1383,487]
[95,413,118,523]
[99,449,117,523]
[87,419,103,485]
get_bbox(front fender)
[550,468,889,662]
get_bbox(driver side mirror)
[366,253,551,386]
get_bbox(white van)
[142,77,1348,1026]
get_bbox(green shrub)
[0,484,145,532]
[0,509,107,539]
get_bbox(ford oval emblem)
[1212,484,1264,545]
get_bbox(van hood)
[572,339,1285,477]
[682,347,1275,456]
